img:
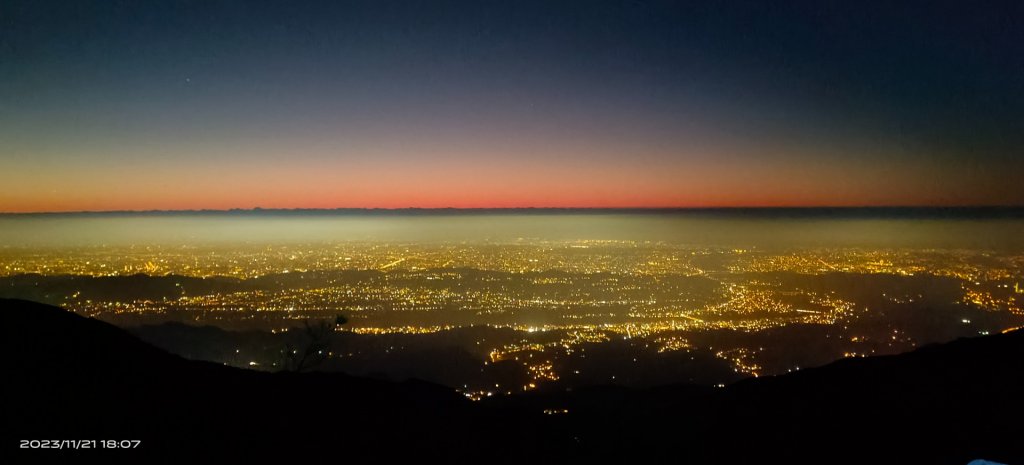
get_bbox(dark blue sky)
[2,0,1022,211]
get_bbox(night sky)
[2,0,1022,212]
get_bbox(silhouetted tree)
[279,314,347,372]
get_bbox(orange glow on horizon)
[3,140,1021,213]
[0,193,1003,214]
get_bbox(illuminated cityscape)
[4,236,1021,398]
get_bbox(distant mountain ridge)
[4,298,1021,464]
[3,205,1023,218]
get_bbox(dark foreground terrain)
[4,298,1021,464]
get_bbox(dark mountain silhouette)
[5,298,1021,464]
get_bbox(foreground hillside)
[4,298,1020,464]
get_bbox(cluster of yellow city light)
[4,241,1022,396]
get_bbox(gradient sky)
[2,0,1023,212]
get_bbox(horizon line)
[2,205,1024,216]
